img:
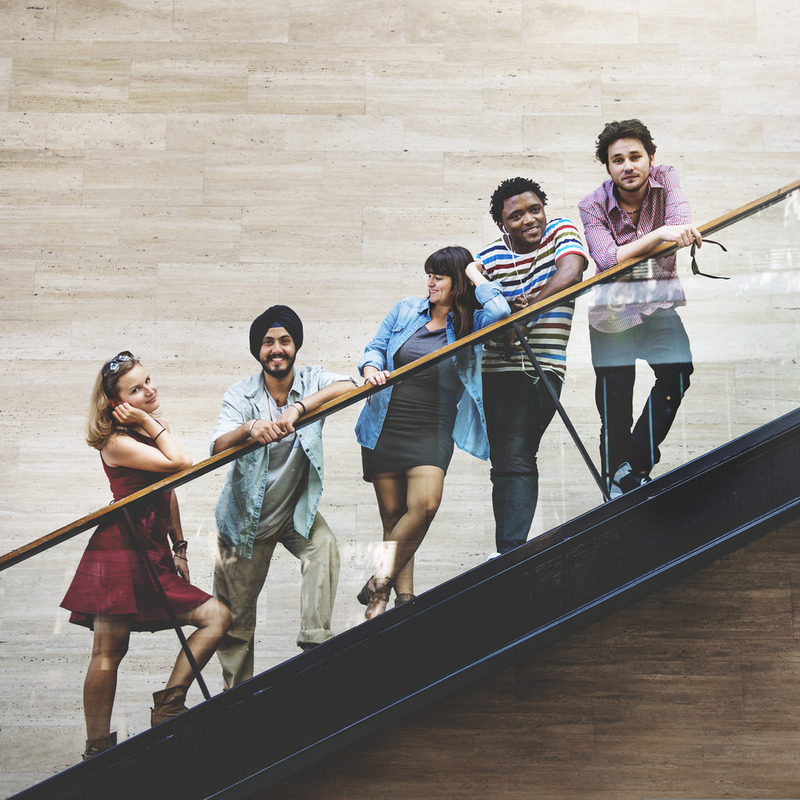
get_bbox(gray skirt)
[361,378,460,481]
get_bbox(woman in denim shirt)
[355,246,510,619]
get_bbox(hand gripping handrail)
[2,177,798,573]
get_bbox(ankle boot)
[394,593,416,607]
[151,686,188,727]
[357,576,393,619]
[82,731,117,760]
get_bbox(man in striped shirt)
[478,177,587,554]
[578,119,701,498]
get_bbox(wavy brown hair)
[424,246,479,340]
[594,118,656,166]
[86,351,141,451]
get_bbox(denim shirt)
[355,282,510,460]
[211,366,357,558]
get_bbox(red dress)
[61,432,211,632]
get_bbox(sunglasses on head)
[102,351,134,375]
[690,238,729,280]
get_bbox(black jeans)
[483,370,561,554]
[590,308,693,483]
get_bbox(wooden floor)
[1,0,799,796]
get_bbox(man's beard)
[261,353,295,379]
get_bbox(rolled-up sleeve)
[579,196,619,272]
[473,282,511,329]
[658,165,691,227]
[209,387,248,456]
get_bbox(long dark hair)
[424,246,479,339]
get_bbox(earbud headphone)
[501,224,516,256]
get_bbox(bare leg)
[83,616,131,741]
[166,597,232,691]
[395,555,415,599]
[367,466,445,616]
[373,471,414,596]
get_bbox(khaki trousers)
[214,512,339,688]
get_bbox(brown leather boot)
[82,731,117,760]
[151,686,188,727]
[357,576,394,619]
[394,593,416,607]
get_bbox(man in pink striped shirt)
[578,119,701,498]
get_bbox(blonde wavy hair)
[86,351,141,451]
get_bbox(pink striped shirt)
[578,164,690,333]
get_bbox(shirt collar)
[606,171,663,215]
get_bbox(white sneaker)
[609,461,632,498]
[610,461,651,498]
[485,551,502,561]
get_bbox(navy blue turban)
[249,305,304,361]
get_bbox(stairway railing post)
[511,321,611,502]
[120,505,211,700]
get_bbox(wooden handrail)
[2,177,798,571]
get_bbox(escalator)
[9,405,800,800]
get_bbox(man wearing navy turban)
[210,306,357,686]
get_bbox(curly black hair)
[489,177,548,226]
[594,119,656,166]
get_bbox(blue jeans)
[590,307,693,483]
[483,371,561,554]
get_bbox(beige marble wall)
[0,0,798,794]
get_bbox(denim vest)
[355,282,509,460]
[211,366,356,558]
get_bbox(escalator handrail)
[1,177,798,571]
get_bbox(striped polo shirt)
[478,217,587,381]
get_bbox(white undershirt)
[254,390,309,539]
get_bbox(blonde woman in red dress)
[61,352,231,759]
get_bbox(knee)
[194,598,234,635]
[661,363,693,403]
[407,497,441,528]
[380,507,405,532]
[490,467,538,487]
[491,448,538,477]
[217,601,233,634]
[310,525,338,553]
[305,527,340,571]
[424,496,442,521]
[211,599,233,635]
[92,641,128,669]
